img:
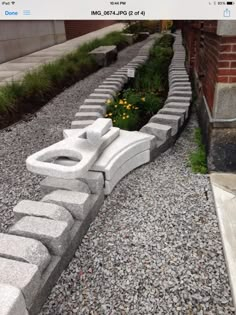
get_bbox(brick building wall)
[182,21,236,111]
[65,20,116,40]
[181,21,236,171]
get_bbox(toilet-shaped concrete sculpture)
[26,118,154,194]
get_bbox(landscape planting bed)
[0,31,194,315]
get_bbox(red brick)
[229,77,236,83]
[221,36,236,44]
[231,61,236,68]
[217,76,229,83]
[218,69,236,76]
[219,44,232,52]
[219,53,236,61]
[218,61,230,68]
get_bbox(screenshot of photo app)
[0,2,236,315]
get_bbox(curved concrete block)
[0,284,28,315]
[94,88,116,96]
[158,108,187,125]
[75,112,102,121]
[89,93,113,100]
[9,216,70,256]
[165,96,191,104]
[42,190,91,221]
[13,200,74,229]
[84,99,108,105]
[150,114,181,136]
[79,105,106,116]
[71,120,95,129]
[40,176,91,195]
[92,130,153,180]
[104,150,150,195]
[0,233,51,273]
[164,102,190,116]
[140,122,172,142]
[0,257,41,308]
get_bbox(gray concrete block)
[123,33,136,45]
[13,200,74,229]
[109,74,128,83]
[0,233,50,273]
[9,216,70,256]
[165,96,191,104]
[0,284,28,315]
[94,88,116,96]
[75,112,102,121]
[28,189,104,315]
[42,190,92,221]
[89,93,113,100]
[41,176,91,195]
[140,122,172,142]
[150,114,181,136]
[102,81,123,88]
[84,99,107,105]
[98,84,120,92]
[105,77,124,84]
[77,171,104,194]
[79,105,106,116]
[164,102,190,116]
[89,45,117,66]
[159,108,187,124]
[71,120,94,129]
[0,257,41,308]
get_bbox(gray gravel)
[39,113,235,315]
[0,37,234,314]
[0,38,151,233]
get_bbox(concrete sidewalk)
[0,23,125,86]
[210,173,236,309]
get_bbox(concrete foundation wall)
[0,21,66,64]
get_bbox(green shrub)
[104,34,174,131]
[105,95,139,131]
[189,128,208,174]
[124,21,160,34]
[0,31,128,126]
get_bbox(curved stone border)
[0,32,192,315]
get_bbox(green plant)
[189,128,208,174]
[105,96,139,131]
[104,34,174,131]
[0,31,129,128]
[124,21,160,34]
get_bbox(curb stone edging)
[1,31,192,315]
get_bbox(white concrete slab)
[104,150,150,195]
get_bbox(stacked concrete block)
[72,39,156,131]
[139,32,192,160]
[0,35,193,315]
[0,258,41,308]
[91,130,154,194]
[0,284,28,315]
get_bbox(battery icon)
[227,1,234,4]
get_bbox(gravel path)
[0,37,234,314]
[0,38,151,233]
[40,113,234,315]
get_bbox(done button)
[5,11,18,15]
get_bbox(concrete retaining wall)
[0,21,66,63]
[0,31,192,315]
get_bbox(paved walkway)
[39,113,234,315]
[0,23,125,86]
[211,172,236,309]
